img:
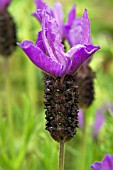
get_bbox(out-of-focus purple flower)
[78,105,105,139]
[0,0,11,12]
[17,8,99,77]
[92,102,113,139]
[90,154,113,170]
[92,106,105,139]
[78,109,84,128]
[33,0,64,39]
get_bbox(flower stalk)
[59,141,65,170]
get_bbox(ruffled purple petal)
[32,10,42,23]
[102,154,113,169]
[41,9,68,71]
[33,1,64,39]
[90,162,102,170]
[67,5,76,26]
[17,40,63,77]
[0,0,11,11]
[67,44,100,74]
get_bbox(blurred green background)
[0,0,113,170]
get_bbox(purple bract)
[65,6,91,46]
[90,154,113,170]
[18,7,100,77]
[0,0,11,12]
[65,6,93,66]
[33,0,64,40]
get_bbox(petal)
[34,0,46,9]
[36,31,46,53]
[32,10,42,23]
[67,44,84,57]
[81,9,91,45]
[41,9,67,67]
[102,154,113,169]
[17,40,63,77]
[90,162,102,170]
[65,18,82,47]
[68,44,100,74]
[53,2,64,39]
[67,5,76,26]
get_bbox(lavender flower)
[0,0,11,12]
[18,8,99,78]
[90,154,113,170]
[18,6,99,142]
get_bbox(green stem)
[27,60,36,115]
[58,141,65,170]
[3,58,12,128]
[82,109,87,170]
[3,57,14,159]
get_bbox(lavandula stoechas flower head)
[90,154,113,170]
[65,6,96,109]
[18,6,100,142]
[0,0,17,57]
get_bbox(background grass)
[0,0,113,170]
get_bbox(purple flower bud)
[90,154,113,170]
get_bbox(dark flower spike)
[0,0,11,12]
[18,8,99,78]
[44,73,79,142]
[76,66,95,108]
[90,154,113,170]
[0,0,17,57]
